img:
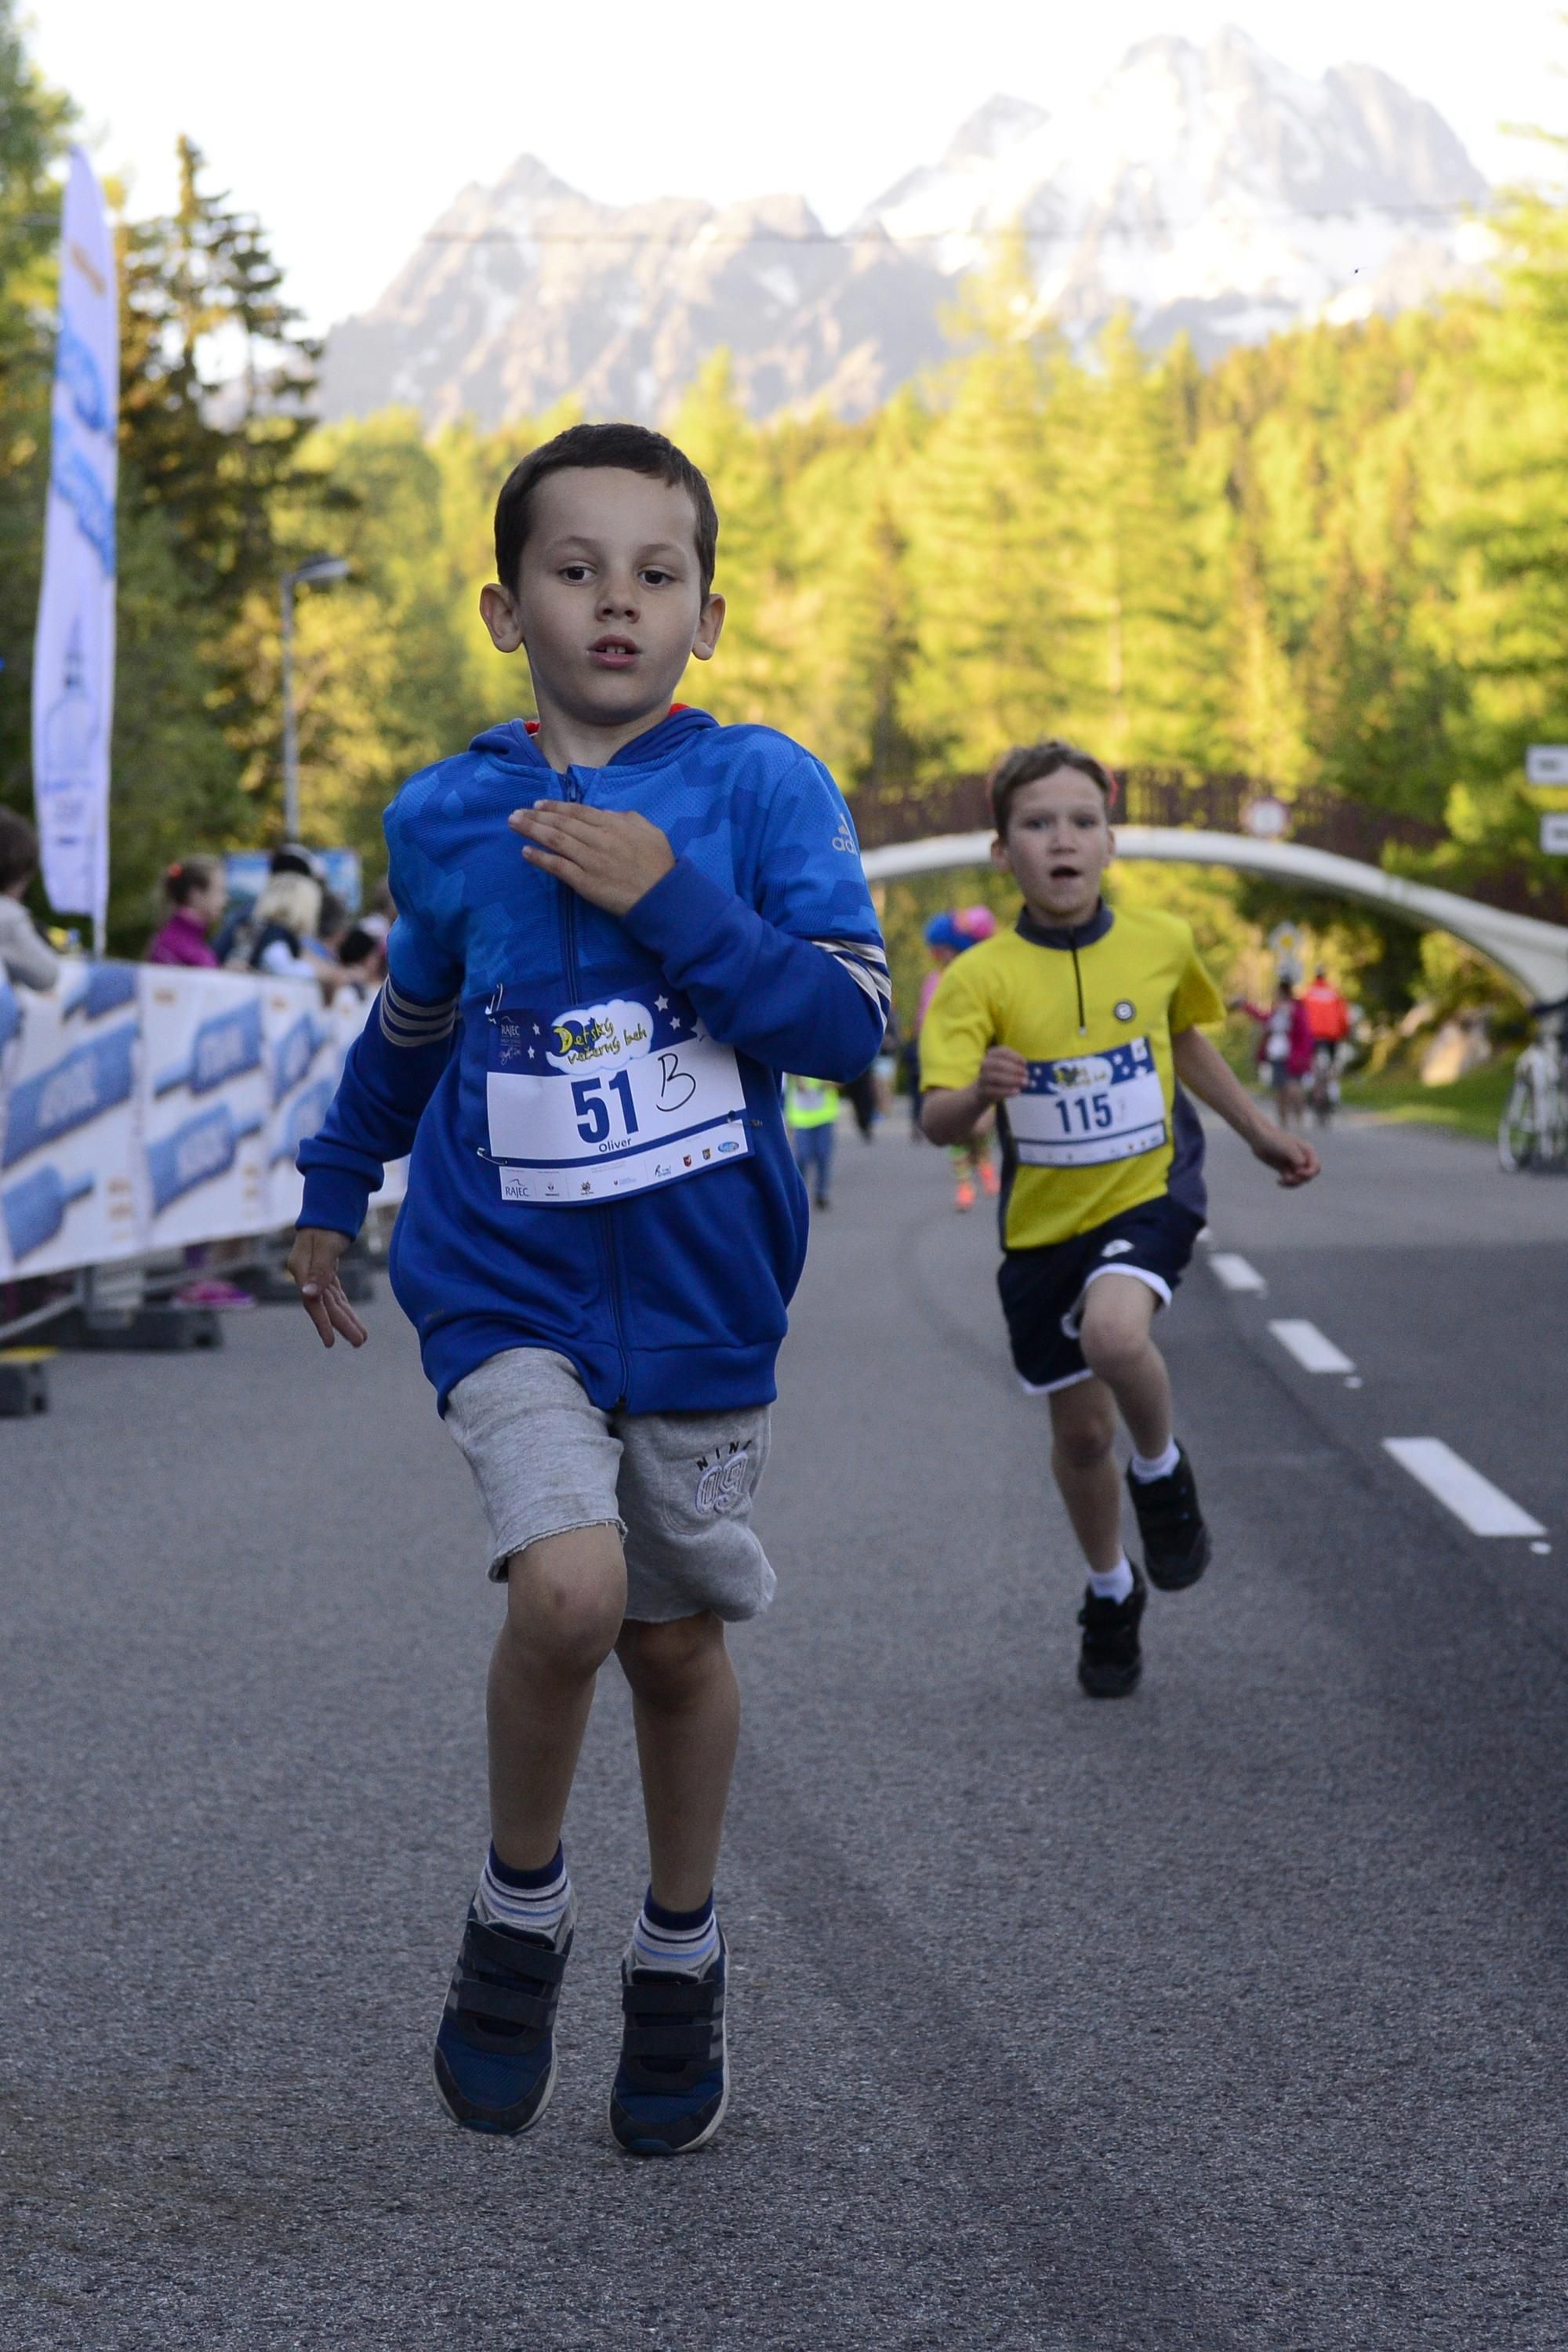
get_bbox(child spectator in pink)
[145,858,227,967]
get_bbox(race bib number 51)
[1007,1037,1167,1169]
[484,988,750,1205]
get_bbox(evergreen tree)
[669,351,798,724]
[119,136,319,609]
[900,237,1091,771]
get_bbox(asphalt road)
[3,1107,1566,2350]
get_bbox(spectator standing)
[1302,967,1351,1050]
[227,864,324,982]
[0,811,60,992]
[145,857,226,967]
[786,1073,840,1208]
[1238,978,1314,1131]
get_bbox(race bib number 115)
[485,988,750,1205]
[1007,1036,1167,1169]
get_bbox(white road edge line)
[1269,1319,1356,1375]
[1382,1438,1546,1538]
[1210,1252,1266,1294]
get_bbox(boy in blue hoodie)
[289,423,887,2157]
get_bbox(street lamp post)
[280,554,350,842]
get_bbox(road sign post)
[1525,746,1568,814]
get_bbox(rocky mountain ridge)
[320,27,1490,428]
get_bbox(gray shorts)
[444,1347,776,1624]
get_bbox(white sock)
[1087,1555,1135,1602]
[631,1891,720,1976]
[1130,1439,1181,1483]
[476,1842,572,1940]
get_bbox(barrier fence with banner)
[0,960,403,1287]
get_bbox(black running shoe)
[1126,1445,1211,1591]
[433,1901,573,2136]
[609,1933,728,2158]
[1077,1566,1147,1698]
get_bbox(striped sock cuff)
[477,1842,572,1937]
[632,1888,719,1976]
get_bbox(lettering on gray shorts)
[695,1443,751,1515]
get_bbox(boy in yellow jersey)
[920,740,1319,1697]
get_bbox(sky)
[29,0,1568,332]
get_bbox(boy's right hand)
[976,1047,1029,1104]
[288,1227,369,1350]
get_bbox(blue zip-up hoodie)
[298,708,888,1414]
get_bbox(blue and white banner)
[0,964,405,1282]
[31,149,118,935]
[140,967,270,1247]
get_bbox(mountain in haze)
[319,27,1490,430]
[858,28,1490,355]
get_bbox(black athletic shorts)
[996,1192,1205,1394]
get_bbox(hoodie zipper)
[558,764,630,1406]
[1070,936,1087,1036]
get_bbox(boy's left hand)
[510,804,675,916]
[1251,1124,1321,1187]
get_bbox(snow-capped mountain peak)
[320,32,1490,428]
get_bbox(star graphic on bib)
[669,1015,682,1030]
[532,1024,541,1036]
[655,995,669,1011]
[527,1047,535,1059]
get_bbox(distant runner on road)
[919,738,1319,1698]
[919,909,1000,1209]
[785,1071,840,1209]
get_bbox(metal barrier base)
[60,1304,223,1353]
[241,1240,376,1306]
[0,1350,51,1415]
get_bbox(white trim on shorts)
[1018,1260,1175,1394]
[1018,1364,1098,1396]
[1072,1261,1174,1322]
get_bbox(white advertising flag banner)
[31,148,119,934]
[0,965,406,1283]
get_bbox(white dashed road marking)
[1382,1439,1547,1538]
[1269,1319,1356,1375]
[1210,1252,1267,1294]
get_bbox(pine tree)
[119,137,320,609]
[900,236,1091,771]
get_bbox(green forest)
[2,0,1566,1032]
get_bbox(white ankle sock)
[1130,1439,1181,1483]
[1087,1555,1135,1602]
[631,1891,720,1976]
[476,1842,572,1940]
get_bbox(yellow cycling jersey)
[918,902,1225,1248]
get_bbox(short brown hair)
[989,739,1115,838]
[0,808,40,893]
[494,422,719,600]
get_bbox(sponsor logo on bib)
[544,997,653,1072]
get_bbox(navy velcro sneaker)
[1125,1443,1212,1592]
[609,1931,728,2157]
[434,1903,574,2135]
